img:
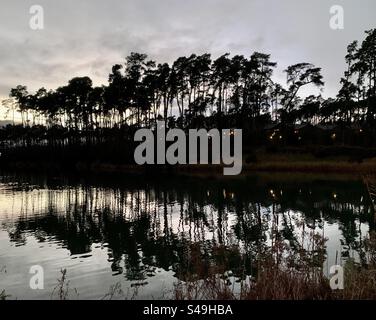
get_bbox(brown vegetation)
[174,230,376,300]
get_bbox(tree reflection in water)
[0,173,374,284]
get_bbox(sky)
[0,0,375,119]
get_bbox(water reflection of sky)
[0,174,373,299]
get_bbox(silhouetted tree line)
[1,29,375,149]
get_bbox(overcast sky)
[0,0,375,117]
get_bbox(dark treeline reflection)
[0,173,374,281]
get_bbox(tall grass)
[174,230,376,300]
[0,290,10,300]
[51,269,79,300]
[0,266,9,300]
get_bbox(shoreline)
[2,159,376,177]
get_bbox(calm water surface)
[0,172,374,299]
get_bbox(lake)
[0,172,374,299]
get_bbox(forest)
[0,29,375,166]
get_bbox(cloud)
[0,0,375,109]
